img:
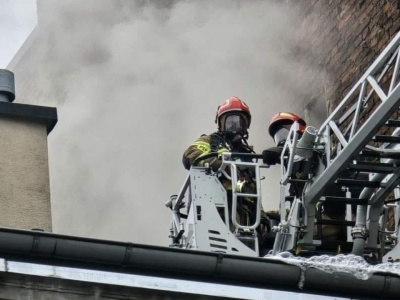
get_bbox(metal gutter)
[0,227,398,299]
[0,259,338,300]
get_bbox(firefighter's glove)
[238,167,253,181]
[262,147,283,165]
[210,159,222,172]
[231,134,245,151]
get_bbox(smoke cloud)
[17,0,329,245]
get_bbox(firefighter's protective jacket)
[182,133,233,171]
[182,133,272,230]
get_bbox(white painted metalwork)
[272,31,400,256]
[168,154,269,256]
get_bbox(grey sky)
[0,0,37,67]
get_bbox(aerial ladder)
[167,31,400,262]
[273,30,400,261]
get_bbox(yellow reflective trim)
[197,145,210,153]
[193,141,210,147]
[192,141,210,153]
[217,147,229,154]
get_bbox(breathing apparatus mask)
[220,113,249,140]
[273,125,291,147]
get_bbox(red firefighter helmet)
[268,112,306,138]
[215,97,251,131]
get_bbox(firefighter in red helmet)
[262,112,307,165]
[182,96,263,230]
[269,112,306,146]
[266,113,346,240]
[182,96,253,171]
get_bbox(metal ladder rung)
[336,179,382,188]
[373,135,400,143]
[235,192,259,198]
[322,196,369,205]
[386,119,400,127]
[316,219,355,226]
[347,161,397,173]
[359,149,400,159]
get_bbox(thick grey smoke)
[19,0,328,245]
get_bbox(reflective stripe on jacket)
[182,134,229,170]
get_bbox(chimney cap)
[0,69,16,102]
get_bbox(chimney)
[0,69,57,232]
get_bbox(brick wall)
[294,0,400,113]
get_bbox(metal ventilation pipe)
[0,69,16,103]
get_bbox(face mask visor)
[222,114,248,133]
[273,126,291,146]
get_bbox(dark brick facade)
[294,0,400,113]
